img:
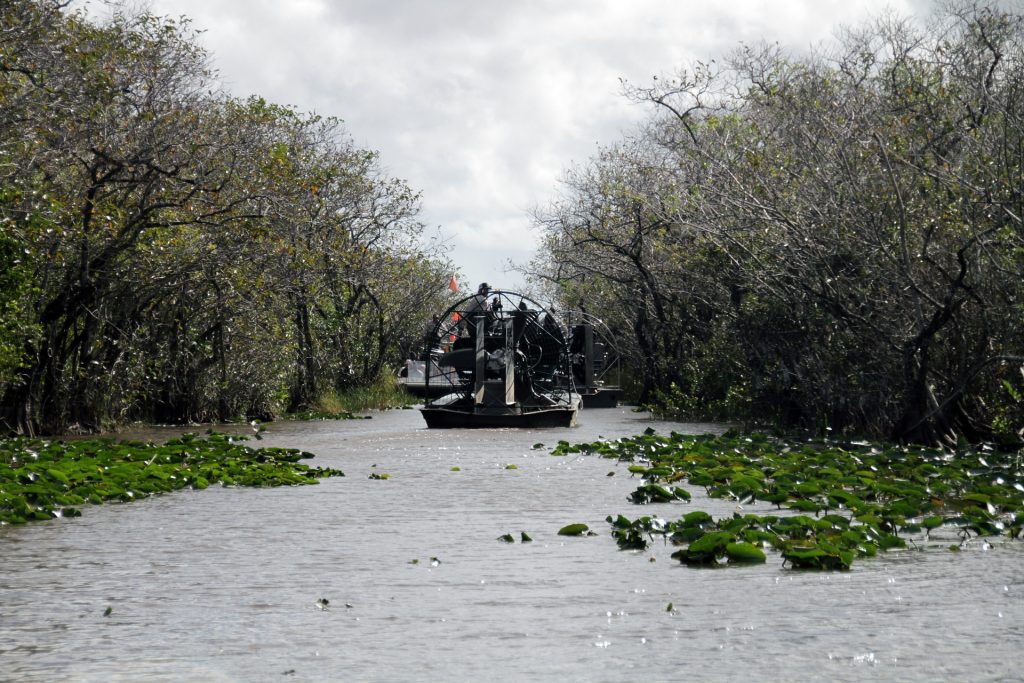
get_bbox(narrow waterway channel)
[2,407,1021,682]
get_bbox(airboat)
[565,311,623,408]
[418,287,581,428]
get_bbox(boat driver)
[459,282,491,336]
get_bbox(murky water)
[2,408,1021,682]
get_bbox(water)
[1,408,1021,682]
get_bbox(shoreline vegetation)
[291,376,418,419]
[530,1,1024,446]
[1,2,456,438]
[4,1,1021,447]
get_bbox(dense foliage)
[530,1,1024,445]
[0,1,455,435]
[553,430,1024,570]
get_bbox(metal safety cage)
[421,289,577,413]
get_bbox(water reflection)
[1,408,1021,682]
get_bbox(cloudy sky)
[82,0,925,292]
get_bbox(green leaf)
[688,531,733,554]
[725,542,766,563]
[558,523,589,536]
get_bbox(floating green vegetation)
[553,431,1024,570]
[558,523,592,536]
[0,432,344,525]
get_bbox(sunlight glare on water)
[0,407,1022,682]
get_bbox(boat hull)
[580,387,622,408]
[420,405,578,429]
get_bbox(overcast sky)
[81,0,926,292]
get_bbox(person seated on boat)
[459,282,491,336]
[466,282,490,315]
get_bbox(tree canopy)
[530,0,1024,445]
[1,0,454,434]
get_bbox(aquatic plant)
[554,431,1024,569]
[0,432,344,525]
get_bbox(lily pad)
[725,542,766,564]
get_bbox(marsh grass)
[316,371,416,414]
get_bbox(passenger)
[460,282,491,336]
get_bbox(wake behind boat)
[419,285,580,428]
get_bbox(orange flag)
[447,275,459,292]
